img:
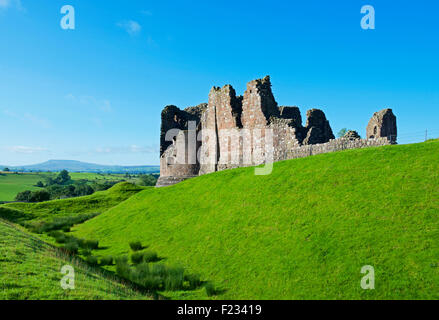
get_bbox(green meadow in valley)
[0,171,140,202]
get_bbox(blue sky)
[0,0,438,166]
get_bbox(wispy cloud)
[140,10,153,16]
[0,0,24,11]
[117,20,142,35]
[3,109,51,129]
[65,94,113,113]
[23,113,51,129]
[146,35,159,48]
[95,145,158,155]
[7,146,49,154]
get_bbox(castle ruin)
[156,76,397,187]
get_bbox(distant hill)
[5,160,159,174]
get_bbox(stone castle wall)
[278,137,391,162]
[156,76,397,187]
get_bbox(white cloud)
[140,10,152,16]
[100,100,112,112]
[3,109,51,129]
[8,146,49,154]
[0,0,24,11]
[65,94,113,113]
[95,145,158,154]
[146,35,158,48]
[23,113,51,129]
[0,0,10,8]
[117,20,142,35]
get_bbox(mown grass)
[71,141,439,299]
[0,219,148,300]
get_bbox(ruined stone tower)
[366,108,397,143]
[156,77,397,187]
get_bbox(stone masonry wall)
[156,76,397,187]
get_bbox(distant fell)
[7,160,159,174]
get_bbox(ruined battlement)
[156,76,397,187]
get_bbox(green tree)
[55,170,71,185]
[35,181,44,188]
[28,190,51,203]
[137,174,157,186]
[15,190,32,202]
[3,167,10,172]
[337,128,348,138]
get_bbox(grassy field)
[0,171,140,202]
[0,219,148,300]
[1,141,438,299]
[0,172,44,202]
[68,140,439,299]
[1,182,146,224]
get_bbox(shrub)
[164,267,185,291]
[115,256,132,279]
[81,249,92,257]
[86,255,99,266]
[131,251,159,264]
[28,190,51,203]
[100,256,113,266]
[84,240,99,250]
[129,241,143,251]
[131,252,144,264]
[48,231,67,244]
[62,242,79,255]
[205,283,217,297]
[143,251,159,263]
[185,273,202,290]
[137,174,157,186]
[15,190,32,202]
[114,256,203,293]
[30,213,99,234]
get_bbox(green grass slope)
[0,219,147,299]
[1,182,147,224]
[73,141,439,299]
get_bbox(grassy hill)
[0,219,147,300]
[68,141,439,299]
[1,182,147,224]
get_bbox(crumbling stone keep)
[156,77,397,187]
[366,108,397,143]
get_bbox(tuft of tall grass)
[204,283,217,297]
[24,213,100,234]
[100,256,113,266]
[114,257,201,292]
[86,255,99,266]
[62,241,79,255]
[129,241,143,251]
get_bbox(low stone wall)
[156,137,392,187]
[155,175,198,188]
[278,137,392,162]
